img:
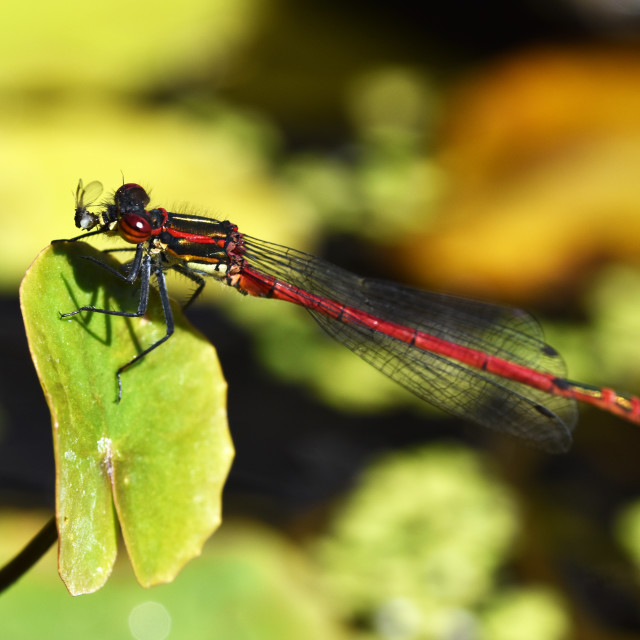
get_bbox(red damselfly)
[56,179,640,453]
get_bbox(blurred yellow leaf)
[397,48,640,303]
[0,0,261,91]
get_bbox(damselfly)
[57,179,640,452]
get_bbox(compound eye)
[119,213,152,244]
[115,183,150,214]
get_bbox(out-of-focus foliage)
[481,588,569,640]
[283,68,443,239]
[0,0,261,91]
[345,68,444,237]
[398,48,640,303]
[615,499,640,572]
[314,445,569,639]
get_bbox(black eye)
[115,183,150,214]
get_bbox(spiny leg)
[59,252,153,400]
[115,262,175,400]
[59,245,147,324]
[171,263,206,309]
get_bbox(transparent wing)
[75,179,104,209]
[242,236,577,452]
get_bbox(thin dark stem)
[0,515,57,593]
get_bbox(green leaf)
[19,242,234,595]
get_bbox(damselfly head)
[74,179,104,230]
[115,183,150,216]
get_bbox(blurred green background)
[2,0,640,638]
